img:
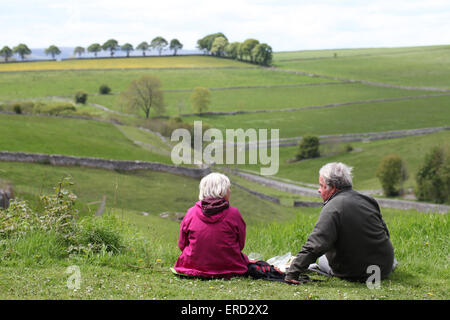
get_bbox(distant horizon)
[2,42,449,62]
[14,42,450,53]
[2,1,449,52]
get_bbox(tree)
[136,41,149,56]
[296,135,320,160]
[210,36,228,56]
[121,43,134,57]
[13,44,32,60]
[45,45,61,59]
[190,87,211,113]
[88,43,102,57]
[241,39,259,62]
[415,146,450,203]
[225,42,240,59]
[150,37,168,56]
[75,91,88,104]
[237,43,245,60]
[73,46,85,58]
[0,46,13,62]
[102,39,119,57]
[252,43,273,66]
[169,39,183,56]
[197,33,227,54]
[99,84,111,95]
[119,75,165,119]
[376,154,408,196]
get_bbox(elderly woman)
[173,172,249,278]
[285,162,396,283]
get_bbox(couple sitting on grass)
[173,162,397,284]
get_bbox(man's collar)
[322,187,352,206]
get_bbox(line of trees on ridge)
[197,32,273,66]
[0,37,184,62]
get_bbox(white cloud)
[1,0,449,51]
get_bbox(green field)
[0,161,298,224]
[90,82,434,116]
[274,45,450,89]
[0,67,330,101]
[236,130,450,191]
[0,56,250,72]
[0,47,449,300]
[0,113,172,164]
[183,94,450,138]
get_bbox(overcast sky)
[2,0,449,52]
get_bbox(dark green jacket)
[285,188,394,282]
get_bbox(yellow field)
[0,56,252,72]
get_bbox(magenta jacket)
[173,201,249,278]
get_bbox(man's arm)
[285,205,340,281]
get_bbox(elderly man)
[285,162,396,283]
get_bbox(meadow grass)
[0,161,298,224]
[0,204,447,300]
[236,130,450,191]
[0,56,251,72]
[274,45,450,61]
[222,170,321,205]
[183,94,450,138]
[0,68,331,101]
[274,45,450,89]
[90,82,432,116]
[1,48,449,300]
[115,125,173,153]
[0,113,172,163]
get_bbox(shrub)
[415,146,450,204]
[190,87,211,113]
[75,91,88,104]
[70,216,123,255]
[13,104,22,114]
[376,154,408,196]
[296,135,320,160]
[0,177,125,259]
[99,84,111,95]
[34,103,76,115]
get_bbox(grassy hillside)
[0,113,172,163]
[274,45,450,89]
[183,94,450,138]
[237,130,450,191]
[0,68,330,101]
[0,201,447,299]
[91,82,433,116]
[0,161,298,224]
[1,47,449,300]
[0,56,251,72]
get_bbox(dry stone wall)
[0,151,210,179]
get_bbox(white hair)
[319,162,353,189]
[199,172,231,200]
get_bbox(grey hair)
[199,172,231,200]
[319,162,353,189]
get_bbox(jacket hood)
[195,200,229,224]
